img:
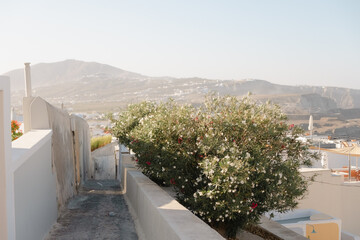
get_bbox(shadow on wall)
[24,96,91,209]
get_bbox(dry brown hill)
[4,60,360,138]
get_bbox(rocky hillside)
[5,60,360,112]
[4,60,360,138]
[5,59,144,91]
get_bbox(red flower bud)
[170,178,176,185]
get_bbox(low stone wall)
[120,154,224,240]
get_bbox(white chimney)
[24,62,32,97]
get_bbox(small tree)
[112,95,317,237]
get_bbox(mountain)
[4,59,144,91]
[5,60,360,111]
[4,59,360,138]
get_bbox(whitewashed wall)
[12,130,56,240]
[1,76,58,240]
[0,76,13,239]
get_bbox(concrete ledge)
[259,216,307,240]
[12,130,52,171]
[122,165,224,240]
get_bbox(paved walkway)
[46,180,138,240]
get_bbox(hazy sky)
[1,0,359,89]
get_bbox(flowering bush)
[112,101,156,146]
[112,95,317,237]
[11,120,23,141]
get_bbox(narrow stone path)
[45,180,138,240]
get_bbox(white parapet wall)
[12,130,57,240]
[121,154,224,240]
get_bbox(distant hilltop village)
[4,59,360,139]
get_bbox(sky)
[1,0,359,89]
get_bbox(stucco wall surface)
[46,102,76,208]
[12,130,57,240]
[24,97,91,209]
[71,115,91,186]
[0,76,12,240]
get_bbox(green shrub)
[112,95,317,237]
[91,135,112,151]
[112,101,156,146]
